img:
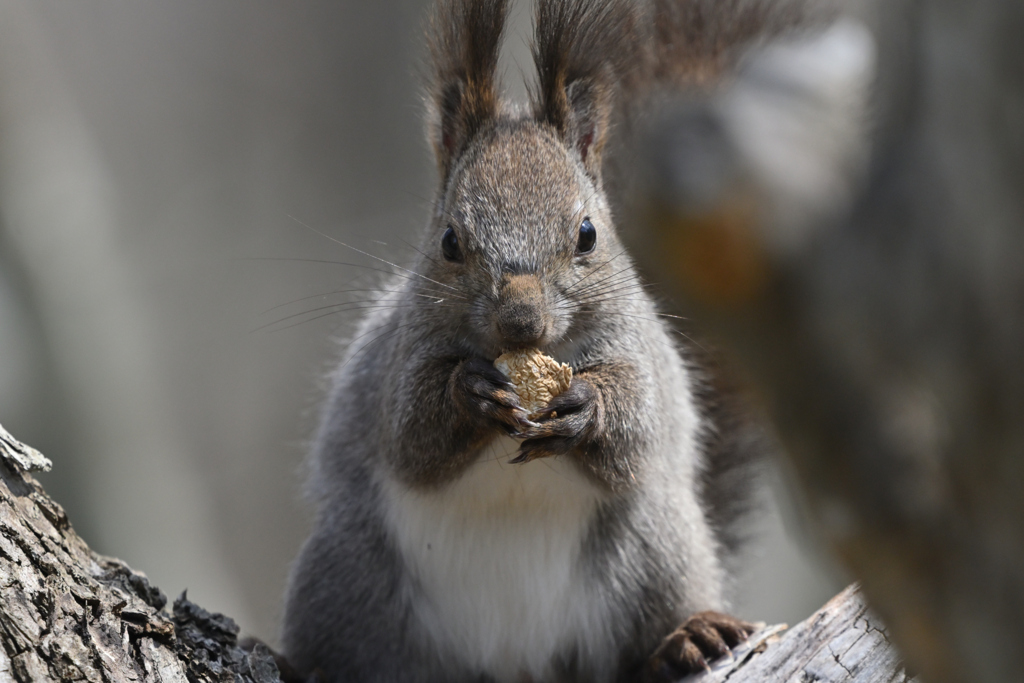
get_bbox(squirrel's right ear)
[426,0,509,181]
[532,0,638,179]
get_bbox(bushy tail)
[525,0,807,179]
[424,0,806,180]
[642,0,806,87]
[532,0,807,104]
[689,345,775,567]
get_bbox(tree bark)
[0,423,281,682]
[681,585,912,683]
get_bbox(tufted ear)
[531,0,638,179]
[426,0,509,182]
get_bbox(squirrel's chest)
[381,436,613,682]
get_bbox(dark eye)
[576,218,597,254]
[441,226,461,261]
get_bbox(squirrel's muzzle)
[496,274,547,347]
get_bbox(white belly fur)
[381,436,613,682]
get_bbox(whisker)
[572,273,650,295]
[261,287,414,314]
[400,238,447,271]
[567,263,637,297]
[255,299,454,333]
[243,257,468,300]
[554,282,652,312]
[254,306,362,334]
[287,214,460,293]
[562,248,631,293]
[574,310,709,353]
[574,279,649,301]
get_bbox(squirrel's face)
[421,119,625,358]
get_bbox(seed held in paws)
[494,349,572,418]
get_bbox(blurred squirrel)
[281,0,798,680]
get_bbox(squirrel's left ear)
[532,0,637,179]
[426,0,509,183]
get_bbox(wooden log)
[681,585,912,683]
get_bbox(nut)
[494,349,573,416]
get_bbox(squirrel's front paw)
[510,377,598,463]
[642,611,755,682]
[452,357,537,433]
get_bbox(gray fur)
[282,115,735,683]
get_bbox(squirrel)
[281,0,795,681]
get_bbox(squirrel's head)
[416,0,640,358]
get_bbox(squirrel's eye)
[577,218,597,255]
[441,226,461,261]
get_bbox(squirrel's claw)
[511,435,574,464]
[454,357,540,434]
[507,450,533,465]
[507,410,540,432]
[642,611,755,682]
[509,378,600,464]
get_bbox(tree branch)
[0,422,282,683]
[682,585,912,683]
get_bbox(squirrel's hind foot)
[642,611,755,682]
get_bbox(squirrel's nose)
[496,274,547,346]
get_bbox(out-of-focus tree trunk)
[636,1,1024,681]
[0,0,250,626]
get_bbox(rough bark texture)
[0,422,907,682]
[680,585,912,683]
[0,423,282,683]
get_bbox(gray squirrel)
[281,0,792,680]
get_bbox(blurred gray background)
[0,0,864,643]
